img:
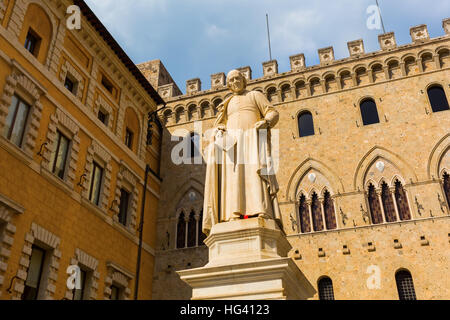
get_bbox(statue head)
[226,69,247,94]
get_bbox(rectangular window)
[98,110,108,125]
[125,128,133,149]
[22,245,46,300]
[50,131,70,179]
[73,269,87,300]
[101,76,113,94]
[24,29,41,56]
[4,95,30,148]
[64,77,75,93]
[110,285,121,300]
[89,162,104,206]
[118,188,130,226]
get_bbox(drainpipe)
[134,164,150,300]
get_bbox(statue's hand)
[216,124,226,132]
[255,120,269,130]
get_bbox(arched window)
[381,182,396,222]
[323,190,337,230]
[311,193,324,231]
[187,211,197,247]
[176,212,186,249]
[443,172,450,208]
[395,270,417,300]
[298,194,311,233]
[318,277,335,300]
[360,98,380,126]
[212,99,222,115]
[190,132,201,160]
[394,180,411,221]
[427,85,449,113]
[281,84,291,101]
[267,87,277,102]
[368,184,383,224]
[298,111,314,137]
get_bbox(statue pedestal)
[177,217,316,300]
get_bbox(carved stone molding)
[64,249,100,300]
[12,223,61,300]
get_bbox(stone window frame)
[112,164,139,232]
[94,95,114,131]
[12,223,61,300]
[103,262,133,300]
[0,71,44,158]
[64,248,100,300]
[82,140,112,213]
[356,95,384,128]
[0,195,22,298]
[174,205,204,250]
[41,108,80,189]
[59,61,84,100]
[364,174,412,225]
[424,82,450,115]
[295,187,338,234]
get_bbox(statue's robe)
[202,90,281,236]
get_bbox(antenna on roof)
[266,14,273,61]
[376,0,386,34]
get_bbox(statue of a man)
[202,69,281,236]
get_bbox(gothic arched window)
[395,270,417,300]
[318,277,335,300]
[311,193,324,231]
[176,212,186,249]
[298,194,311,233]
[381,182,397,222]
[360,98,380,126]
[428,85,450,113]
[187,211,197,247]
[298,111,315,138]
[323,190,337,230]
[368,184,383,224]
[394,180,411,221]
[443,172,450,208]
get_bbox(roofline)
[74,0,165,106]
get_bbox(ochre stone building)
[1,0,449,301]
[148,20,450,300]
[0,0,164,299]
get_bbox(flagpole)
[376,0,386,34]
[266,14,272,61]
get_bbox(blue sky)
[84,0,449,93]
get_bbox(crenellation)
[443,18,450,35]
[186,78,201,95]
[410,24,430,43]
[290,53,306,71]
[347,39,365,57]
[378,32,397,50]
[161,24,450,126]
[237,66,252,81]
[210,72,225,89]
[318,46,335,65]
[262,60,279,77]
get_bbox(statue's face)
[227,71,246,94]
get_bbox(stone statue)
[202,69,281,236]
